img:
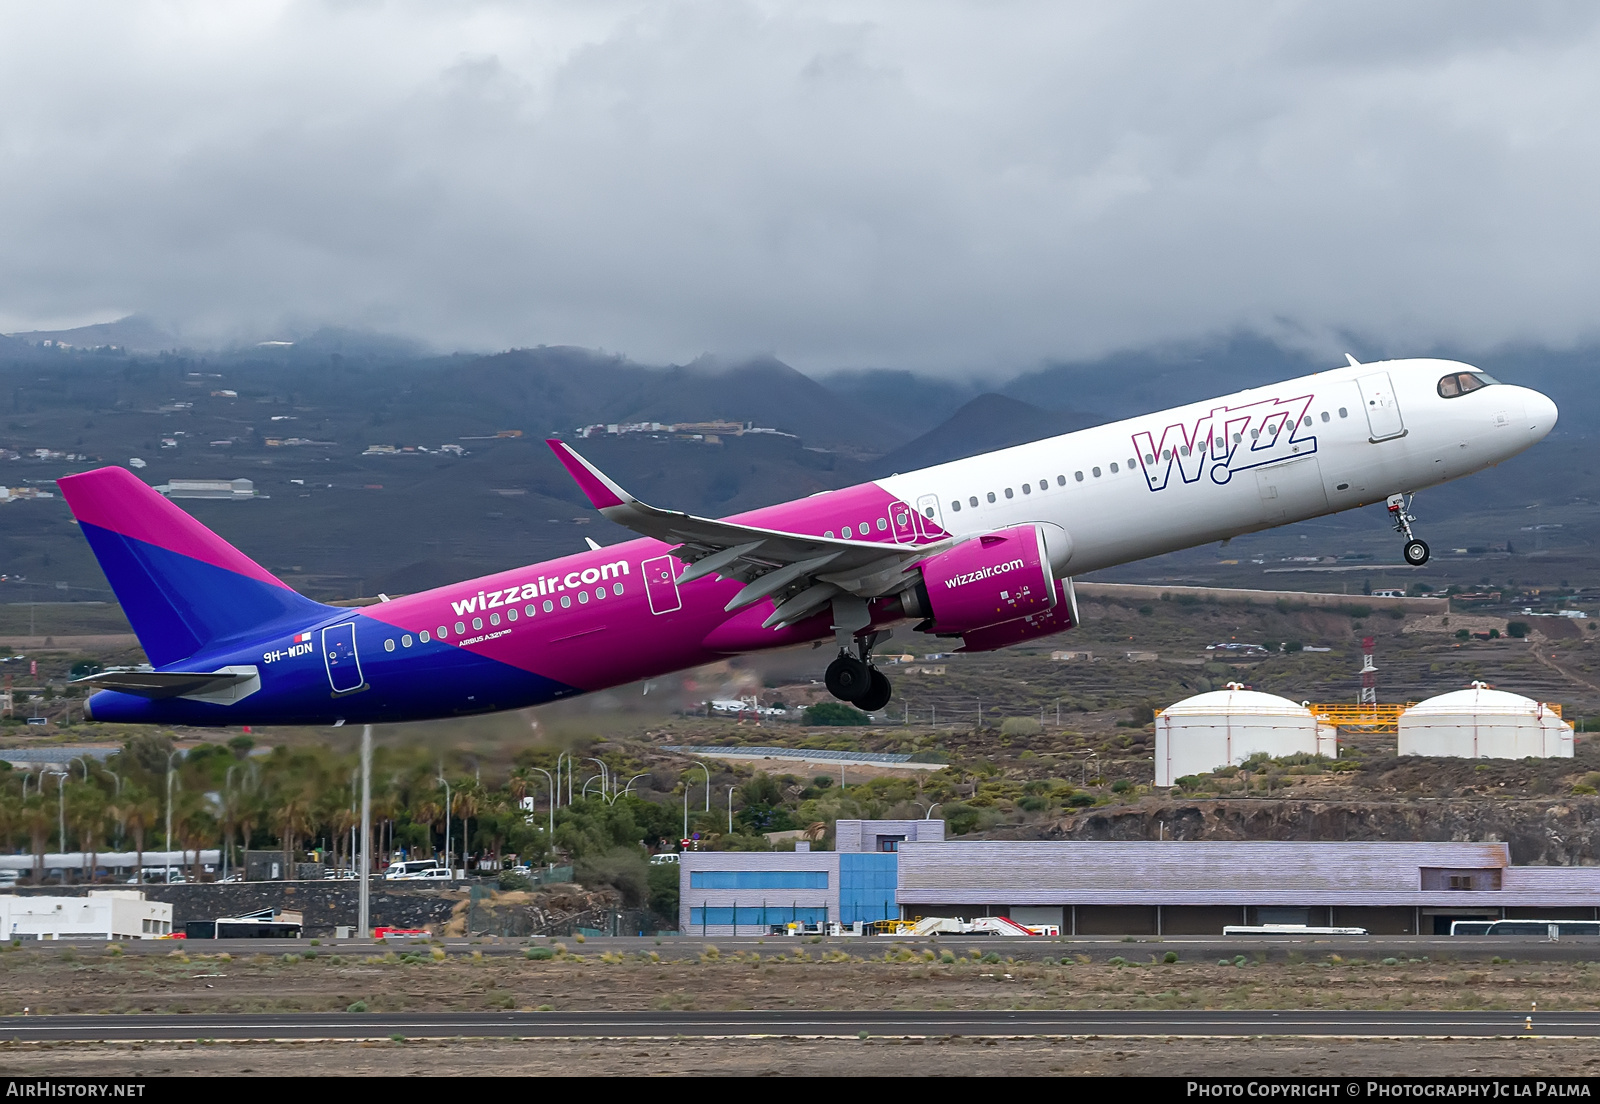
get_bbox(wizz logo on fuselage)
[1133,394,1316,492]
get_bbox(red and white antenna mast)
[1358,635,1377,707]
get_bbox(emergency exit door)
[642,555,683,615]
[322,622,364,694]
[1356,372,1407,441]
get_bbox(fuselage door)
[321,622,364,695]
[642,555,683,615]
[1356,372,1407,441]
[890,500,918,543]
[914,494,944,538]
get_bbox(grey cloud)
[2,1,1599,373]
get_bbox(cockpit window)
[1437,371,1499,398]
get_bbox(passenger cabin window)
[969,496,979,507]
[1004,487,1013,499]
[986,492,996,503]
[1109,462,1119,473]
[950,500,961,512]
[1038,479,1047,491]
[1092,466,1101,477]
[1338,407,1348,418]
[1021,482,1031,494]
[1074,471,1084,482]
[1056,475,1066,486]
[1321,411,1330,422]
[1437,371,1498,398]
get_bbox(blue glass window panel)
[690,870,828,890]
[690,907,827,928]
[839,853,899,925]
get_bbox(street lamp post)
[694,763,710,812]
[586,758,610,802]
[613,774,648,804]
[529,768,555,836]
[726,785,735,834]
[436,775,452,871]
[924,802,941,820]
[358,724,372,938]
[164,750,182,859]
[49,770,68,877]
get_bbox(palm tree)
[413,798,444,863]
[21,796,51,884]
[273,791,314,877]
[451,787,481,870]
[175,792,214,881]
[116,787,158,884]
[66,783,108,883]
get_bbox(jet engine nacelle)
[905,524,1057,634]
[957,577,1079,652]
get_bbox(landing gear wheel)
[1403,539,1430,566]
[825,654,872,701]
[851,668,892,712]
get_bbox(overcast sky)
[3,1,1599,374]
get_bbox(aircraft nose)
[1523,388,1559,441]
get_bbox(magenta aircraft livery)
[60,357,1557,726]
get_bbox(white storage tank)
[1399,682,1573,760]
[1155,685,1335,786]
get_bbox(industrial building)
[1155,687,1336,786]
[682,822,1600,936]
[0,890,172,940]
[1398,683,1574,760]
[679,819,942,936]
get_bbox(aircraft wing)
[547,439,936,628]
[72,667,258,699]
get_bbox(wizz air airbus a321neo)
[60,357,1557,726]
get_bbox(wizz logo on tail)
[1133,394,1317,492]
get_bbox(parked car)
[649,853,680,865]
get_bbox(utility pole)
[358,725,372,937]
[164,750,182,859]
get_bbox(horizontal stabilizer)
[74,666,257,699]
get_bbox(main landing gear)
[825,636,893,712]
[1388,493,1430,566]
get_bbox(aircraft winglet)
[545,439,632,511]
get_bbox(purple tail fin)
[57,467,330,666]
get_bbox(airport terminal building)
[680,823,1600,936]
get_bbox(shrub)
[524,946,554,961]
[1017,795,1048,812]
[574,846,650,906]
[803,702,873,726]
[347,1000,368,1013]
[1456,629,1470,639]
[1111,779,1133,794]
[1163,951,1178,964]
[498,871,533,892]
[1175,775,1204,792]
[1508,622,1530,639]
[1000,716,1041,738]
[1067,792,1095,808]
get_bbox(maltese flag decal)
[293,632,312,644]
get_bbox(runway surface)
[0,1009,1589,1042]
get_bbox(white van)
[384,860,449,881]
[648,853,680,865]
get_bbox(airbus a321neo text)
[59,357,1557,726]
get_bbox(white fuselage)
[880,358,1558,574]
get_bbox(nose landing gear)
[1388,493,1430,566]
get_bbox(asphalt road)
[0,1009,1585,1042]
